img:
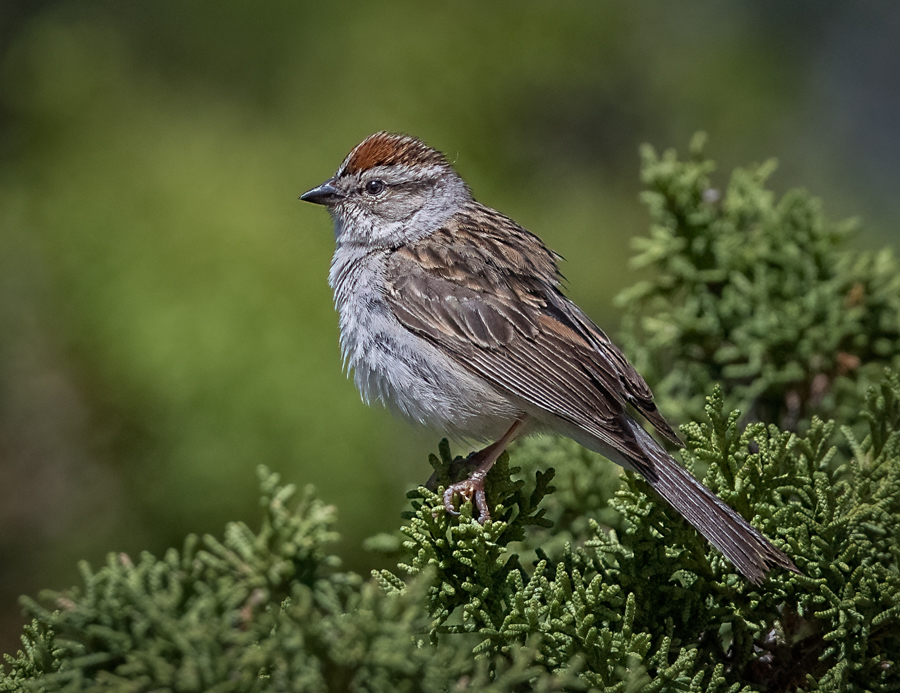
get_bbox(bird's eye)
[364,179,386,196]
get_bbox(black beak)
[300,180,343,206]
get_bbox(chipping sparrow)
[301,132,798,584]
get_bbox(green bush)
[3,141,899,692]
[617,134,900,432]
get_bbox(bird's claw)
[443,475,490,523]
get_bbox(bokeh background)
[1,1,899,654]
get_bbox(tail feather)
[632,425,799,584]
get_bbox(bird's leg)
[443,416,526,523]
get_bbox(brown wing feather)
[384,202,680,467]
[551,300,682,445]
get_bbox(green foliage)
[376,374,898,692]
[0,467,581,693]
[3,144,900,691]
[4,380,899,691]
[617,134,900,431]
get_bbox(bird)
[300,131,798,584]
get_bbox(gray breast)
[328,244,519,441]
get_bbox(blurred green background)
[1,1,898,653]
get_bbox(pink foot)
[443,471,490,523]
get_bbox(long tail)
[631,423,799,584]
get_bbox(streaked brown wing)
[384,205,680,469]
[552,299,682,446]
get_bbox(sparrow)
[300,132,798,584]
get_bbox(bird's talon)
[443,478,490,522]
[473,488,490,524]
[443,486,461,516]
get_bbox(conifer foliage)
[617,134,900,432]
[3,141,899,692]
